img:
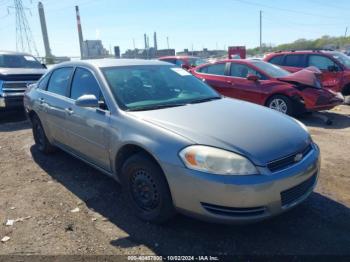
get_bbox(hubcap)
[269,98,288,114]
[130,169,159,211]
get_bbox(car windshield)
[0,54,44,69]
[188,58,207,67]
[250,60,290,78]
[329,52,350,69]
[102,65,221,111]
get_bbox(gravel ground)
[0,106,349,257]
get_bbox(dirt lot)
[0,106,349,257]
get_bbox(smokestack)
[144,34,147,49]
[75,6,84,59]
[153,32,157,51]
[38,2,52,59]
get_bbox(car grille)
[267,144,313,173]
[201,203,266,217]
[280,173,317,207]
[1,81,36,97]
[1,74,42,81]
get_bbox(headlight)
[179,145,258,175]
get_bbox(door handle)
[65,108,74,115]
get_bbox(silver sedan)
[24,59,320,224]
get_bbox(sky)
[0,0,350,57]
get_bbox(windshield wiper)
[189,96,222,104]
[128,103,188,112]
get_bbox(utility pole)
[345,27,348,38]
[260,10,262,54]
[133,38,136,49]
[166,36,169,49]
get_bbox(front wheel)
[267,95,294,116]
[121,153,175,223]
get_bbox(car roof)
[0,50,36,56]
[56,58,172,68]
[198,59,257,66]
[159,56,199,60]
[267,50,338,56]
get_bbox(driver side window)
[230,63,265,79]
[70,67,108,110]
[308,55,339,71]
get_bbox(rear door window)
[38,73,51,90]
[308,55,339,70]
[161,59,176,65]
[284,54,306,67]
[201,63,226,75]
[268,55,284,65]
[47,67,73,96]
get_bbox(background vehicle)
[191,59,343,115]
[264,50,350,96]
[228,46,246,59]
[0,51,46,110]
[158,56,206,70]
[24,59,319,224]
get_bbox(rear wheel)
[31,115,55,154]
[267,95,295,116]
[121,153,175,223]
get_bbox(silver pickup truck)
[0,51,46,110]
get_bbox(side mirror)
[327,65,339,72]
[41,63,47,69]
[75,94,99,108]
[247,74,259,82]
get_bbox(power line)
[233,0,344,20]
[8,0,39,56]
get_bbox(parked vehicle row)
[24,59,320,224]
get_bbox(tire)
[121,153,175,223]
[267,95,295,116]
[31,115,55,154]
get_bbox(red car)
[191,59,344,115]
[158,56,206,70]
[264,50,350,96]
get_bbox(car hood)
[130,98,311,166]
[0,68,46,76]
[277,66,322,88]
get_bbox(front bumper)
[0,96,24,109]
[162,143,320,223]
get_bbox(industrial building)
[121,32,175,59]
[177,48,227,59]
[82,40,109,59]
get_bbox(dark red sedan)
[191,59,344,115]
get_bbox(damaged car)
[191,59,344,115]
